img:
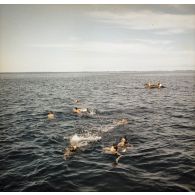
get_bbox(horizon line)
[0,70,195,73]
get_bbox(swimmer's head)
[120,137,125,142]
[120,136,128,143]
[48,111,54,116]
[112,143,118,151]
[69,145,77,152]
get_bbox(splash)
[70,133,101,148]
[88,108,97,116]
[99,124,117,133]
[79,108,97,117]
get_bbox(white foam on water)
[64,123,116,149]
[100,124,116,132]
[88,109,96,116]
[70,133,101,147]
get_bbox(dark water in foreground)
[0,71,195,192]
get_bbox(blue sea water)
[0,71,195,191]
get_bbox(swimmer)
[145,81,155,88]
[113,118,128,126]
[117,136,133,152]
[157,81,162,88]
[103,143,120,156]
[72,107,81,114]
[48,111,54,119]
[73,107,90,114]
[64,145,78,160]
[103,143,122,164]
[74,99,80,103]
[117,136,128,147]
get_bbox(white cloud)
[88,10,195,34]
[2,39,194,72]
[27,40,195,71]
[30,38,174,54]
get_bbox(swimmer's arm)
[102,147,111,152]
[115,153,122,164]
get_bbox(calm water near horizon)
[0,71,195,191]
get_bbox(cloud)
[30,38,179,54]
[88,10,195,34]
[30,40,168,54]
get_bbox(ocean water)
[0,71,195,192]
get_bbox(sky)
[0,4,195,72]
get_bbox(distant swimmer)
[72,107,90,114]
[145,81,165,89]
[157,81,162,88]
[64,145,78,160]
[103,143,120,156]
[157,81,165,88]
[113,118,128,126]
[74,99,80,103]
[73,107,81,114]
[48,111,54,119]
[103,143,122,164]
[117,136,133,152]
[117,136,128,147]
[145,81,154,88]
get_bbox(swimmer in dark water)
[103,143,122,164]
[73,107,90,114]
[118,119,128,125]
[74,99,80,103]
[117,136,128,147]
[72,107,81,114]
[103,143,120,155]
[117,136,133,152]
[113,118,128,126]
[64,145,78,160]
[48,111,54,119]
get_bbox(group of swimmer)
[103,136,133,163]
[47,80,165,164]
[144,81,165,89]
[64,135,133,164]
[47,99,91,119]
[47,99,132,164]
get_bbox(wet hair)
[120,136,128,144]
[124,136,128,144]
[112,143,118,151]
[69,145,76,152]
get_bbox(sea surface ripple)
[0,71,195,191]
